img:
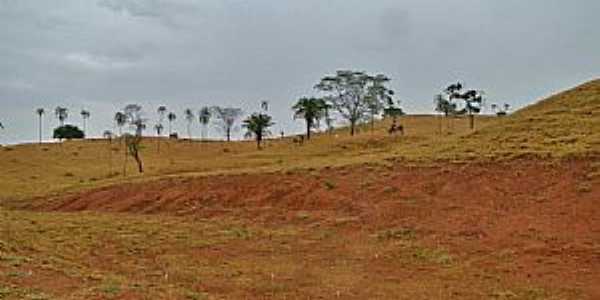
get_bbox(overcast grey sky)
[0,0,598,144]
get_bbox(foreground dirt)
[3,159,600,299]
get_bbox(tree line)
[0,70,513,174]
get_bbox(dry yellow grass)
[1,79,599,201]
[0,115,495,201]
[1,79,599,300]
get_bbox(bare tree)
[120,104,146,174]
[210,106,243,142]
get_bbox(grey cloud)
[0,0,599,145]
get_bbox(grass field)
[1,80,600,299]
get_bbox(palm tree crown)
[55,107,68,126]
[292,97,330,140]
[243,113,274,149]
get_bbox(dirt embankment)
[15,159,600,298]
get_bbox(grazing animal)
[292,135,305,146]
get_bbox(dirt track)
[17,159,600,298]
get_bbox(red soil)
[23,159,600,298]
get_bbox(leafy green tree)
[292,97,329,140]
[315,70,393,136]
[36,108,45,144]
[198,107,211,140]
[53,125,84,140]
[365,74,395,131]
[456,89,484,130]
[210,106,243,142]
[243,113,274,149]
[55,106,68,127]
[434,94,457,117]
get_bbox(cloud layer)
[0,0,599,144]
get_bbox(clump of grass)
[412,247,453,265]
[323,180,336,190]
[377,227,416,241]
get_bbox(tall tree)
[184,108,195,141]
[154,123,164,152]
[157,106,167,124]
[124,104,146,136]
[292,97,329,140]
[121,104,146,174]
[198,107,211,140]
[80,109,90,136]
[167,112,177,136]
[261,101,269,112]
[434,94,457,117]
[36,108,45,144]
[103,130,114,175]
[210,106,243,142]
[55,106,68,127]
[315,70,393,136]
[457,90,484,130]
[365,74,395,132]
[243,113,274,149]
[114,112,127,136]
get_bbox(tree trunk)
[38,116,43,145]
[133,152,143,173]
[469,114,475,130]
[350,121,356,136]
[123,146,128,177]
[306,119,312,140]
[226,128,231,142]
[257,135,262,150]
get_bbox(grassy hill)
[2,79,599,201]
[1,79,599,299]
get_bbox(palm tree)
[198,107,211,140]
[184,108,195,141]
[243,113,274,149]
[157,106,167,124]
[36,108,45,144]
[114,112,127,136]
[154,123,164,152]
[81,109,90,136]
[55,106,68,127]
[292,97,329,140]
[261,101,269,112]
[167,112,177,136]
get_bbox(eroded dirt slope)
[13,159,599,298]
